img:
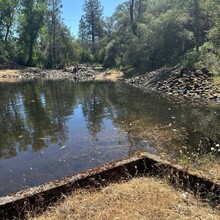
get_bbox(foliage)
[182,41,220,74]
[82,0,104,44]
[100,0,220,73]
[78,0,104,63]
[196,43,220,74]
[17,0,47,66]
[0,0,19,64]
[0,0,220,70]
[0,0,80,68]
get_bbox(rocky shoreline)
[0,65,103,81]
[1,64,220,105]
[126,66,220,105]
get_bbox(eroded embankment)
[126,66,220,105]
[0,154,219,219]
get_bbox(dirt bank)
[126,66,220,105]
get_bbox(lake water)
[0,80,219,196]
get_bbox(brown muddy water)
[0,80,219,197]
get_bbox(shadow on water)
[0,79,219,196]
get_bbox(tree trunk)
[4,25,10,43]
[194,0,200,53]
[130,0,137,35]
[27,39,34,66]
[129,0,134,24]
[4,17,13,43]
[91,10,95,52]
[138,0,143,20]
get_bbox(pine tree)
[78,16,87,45]
[47,0,63,68]
[80,0,104,51]
[193,0,202,52]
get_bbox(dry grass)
[0,67,39,76]
[193,154,220,183]
[0,69,20,75]
[29,177,219,220]
[213,76,220,86]
[96,70,124,82]
[0,69,22,82]
[0,70,22,83]
[119,119,220,183]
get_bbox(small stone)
[182,192,188,199]
[194,70,203,76]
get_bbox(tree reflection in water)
[0,80,219,196]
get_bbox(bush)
[182,42,220,75]
[0,41,8,63]
[196,42,220,75]
[182,49,200,68]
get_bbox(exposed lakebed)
[0,80,219,196]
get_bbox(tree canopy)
[0,0,219,73]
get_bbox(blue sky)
[61,0,125,37]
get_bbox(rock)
[127,68,220,104]
[201,67,209,75]
[186,85,193,90]
[194,70,203,77]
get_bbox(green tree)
[205,0,220,47]
[102,0,213,70]
[38,0,78,68]
[78,16,92,63]
[17,0,47,66]
[193,0,201,52]
[0,0,18,43]
[46,0,62,68]
[0,0,19,63]
[81,0,104,52]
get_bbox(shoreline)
[1,66,219,105]
[1,154,219,219]
[126,66,220,106]
[0,66,124,82]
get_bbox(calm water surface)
[0,80,219,196]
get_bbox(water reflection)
[0,80,219,196]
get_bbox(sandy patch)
[0,69,22,82]
[0,69,21,75]
[96,70,124,82]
